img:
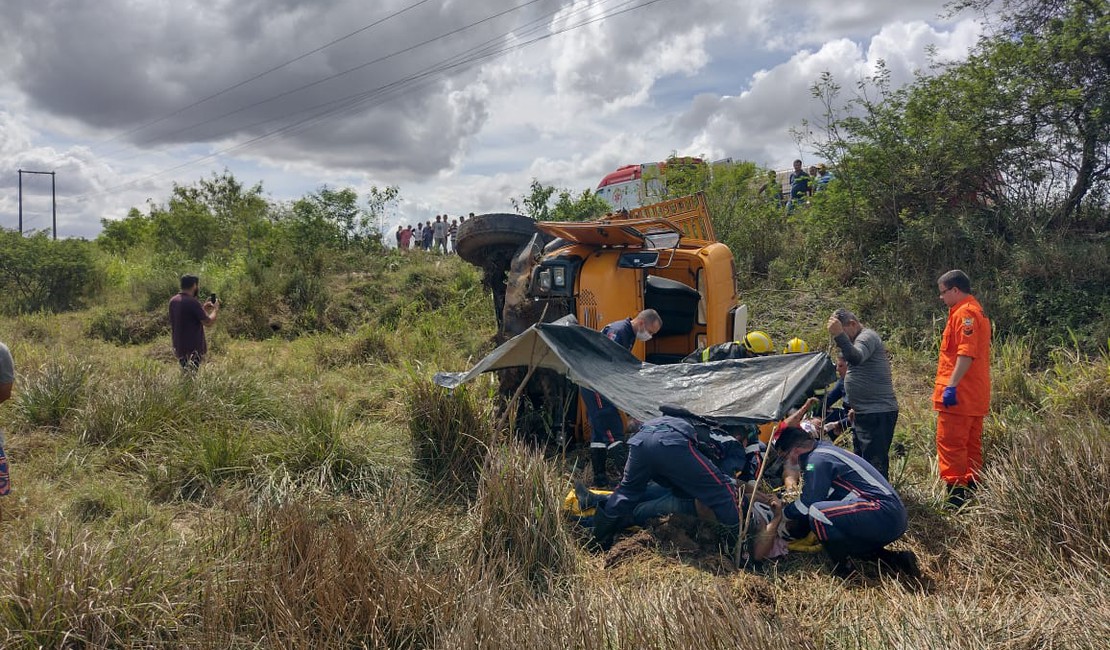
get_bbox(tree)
[0,230,101,314]
[511,180,557,220]
[947,0,1110,226]
[97,208,154,254]
[512,180,610,222]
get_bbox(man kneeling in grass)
[772,424,920,578]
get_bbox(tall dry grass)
[468,441,579,593]
[408,380,493,495]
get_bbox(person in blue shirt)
[583,309,662,487]
[815,163,834,191]
[771,425,920,578]
[576,413,787,561]
[788,159,811,212]
[820,354,852,439]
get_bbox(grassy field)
[0,251,1107,649]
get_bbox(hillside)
[0,249,1106,649]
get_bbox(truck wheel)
[456,213,542,331]
[455,213,539,269]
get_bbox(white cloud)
[676,19,983,168]
[0,0,990,237]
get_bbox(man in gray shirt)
[0,341,14,496]
[826,309,899,478]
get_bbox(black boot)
[607,442,629,480]
[825,543,857,579]
[945,484,970,510]
[590,448,610,488]
[591,507,624,550]
[875,547,922,579]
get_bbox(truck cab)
[527,193,745,363]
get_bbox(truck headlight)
[553,266,566,288]
[538,269,552,292]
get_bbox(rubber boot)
[591,507,624,550]
[590,448,610,488]
[607,442,629,481]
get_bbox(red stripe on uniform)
[686,440,740,519]
[822,501,880,518]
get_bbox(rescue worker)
[685,330,774,363]
[772,424,919,578]
[783,337,810,354]
[821,354,851,439]
[934,270,991,509]
[588,409,743,551]
[584,309,662,487]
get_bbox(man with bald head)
[583,309,662,487]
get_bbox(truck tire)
[455,213,539,269]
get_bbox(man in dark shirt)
[1,340,14,497]
[169,274,219,370]
[583,309,662,487]
[788,159,810,212]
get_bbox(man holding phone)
[169,274,219,370]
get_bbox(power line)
[72,0,671,202]
[116,0,552,155]
[104,0,436,146]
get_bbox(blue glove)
[942,386,959,407]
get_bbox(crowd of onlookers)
[759,159,834,212]
[395,213,473,253]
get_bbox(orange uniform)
[933,295,991,486]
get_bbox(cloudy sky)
[0,0,987,238]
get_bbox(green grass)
[0,252,1107,648]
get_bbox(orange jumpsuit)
[933,295,991,487]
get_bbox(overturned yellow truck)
[454,193,753,441]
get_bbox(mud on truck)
[454,192,750,443]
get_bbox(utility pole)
[17,169,58,239]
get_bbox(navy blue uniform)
[601,416,741,529]
[783,441,907,557]
[821,378,851,437]
[583,318,636,450]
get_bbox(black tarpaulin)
[434,323,836,424]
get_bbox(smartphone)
[208,293,218,303]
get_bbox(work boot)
[573,480,606,510]
[945,485,970,510]
[590,448,610,488]
[876,547,922,579]
[590,507,624,551]
[607,442,629,479]
[825,543,857,579]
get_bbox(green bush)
[77,370,189,447]
[0,230,102,314]
[86,308,169,345]
[267,402,384,495]
[154,427,254,501]
[0,521,191,647]
[468,442,578,592]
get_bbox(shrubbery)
[0,231,101,314]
